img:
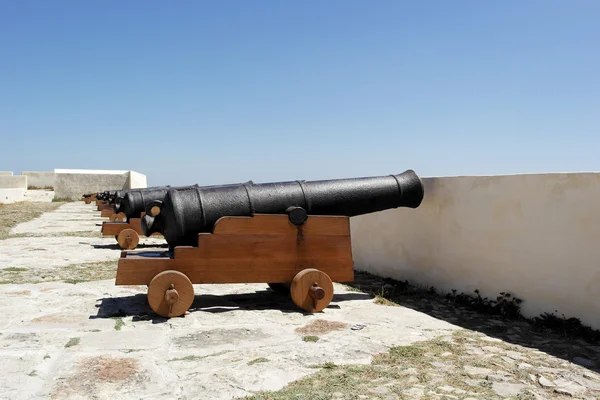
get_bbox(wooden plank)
[187,235,351,261]
[115,256,354,285]
[115,214,355,286]
[100,209,113,217]
[213,214,350,236]
[101,222,130,236]
[101,219,163,237]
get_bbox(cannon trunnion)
[114,170,425,319]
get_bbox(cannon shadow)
[346,270,600,372]
[90,243,169,250]
[90,287,371,324]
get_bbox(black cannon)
[142,170,424,249]
[109,190,126,203]
[96,190,122,202]
[140,182,254,238]
[117,185,200,220]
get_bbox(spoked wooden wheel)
[290,268,334,313]
[117,228,139,250]
[147,270,195,318]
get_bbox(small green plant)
[309,362,337,369]
[28,370,37,376]
[3,267,28,272]
[169,355,205,362]
[445,289,523,319]
[247,357,269,366]
[302,335,319,342]
[532,311,600,342]
[168,350,231,362]
[113,317,125,331]
[374,295,397,306]
[43,354,50,359]
[389,345,425,358]
[64,337,80,348]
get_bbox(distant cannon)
[81,193,97,204]
[116,170,425,319]
[117,186,186,220]
[100,185,193,249]
[107,186,176,220]
[101,184,248,249]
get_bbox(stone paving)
[0,202,598,400]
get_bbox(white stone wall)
[0,189,26,204]
[24,190,55,202]
[350,172,600,330]
[52,169,147,200]
[22,171,56,189]
[0,175,27,189]
[0,171,13,176]
[127,170,148,189]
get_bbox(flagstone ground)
[0,202,598,400]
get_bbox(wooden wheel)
[109,213,126,222]
[290,268,334,313]
[147,270,194,318]
[117,228,139,250]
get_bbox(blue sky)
[1,1,598,187]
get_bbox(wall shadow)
[347,270,600,372]
[90,287,371,324]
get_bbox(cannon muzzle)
[118,185,200,219]
[144,170,424,248]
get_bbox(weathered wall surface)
[24,190,55,202]
[0,189,26,204]
[350,173,600,330]
[54,170,129,200]
[0,175,27,189]
[53,169,147,200]
[22,171,56,189]
[127,170,147,189]
[0,171,13,176]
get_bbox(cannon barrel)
[118,185,201,219]
[141,181,254,237]
[112,186,171,214]
[144,170,424,248]
[109,190,128,207]
[111,190,126,203]
[97,189,121,201]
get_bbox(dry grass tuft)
[295,319,349,335]
[0,201,65,240]
[0,260,117,285]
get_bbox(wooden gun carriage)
[114,170,425,318]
